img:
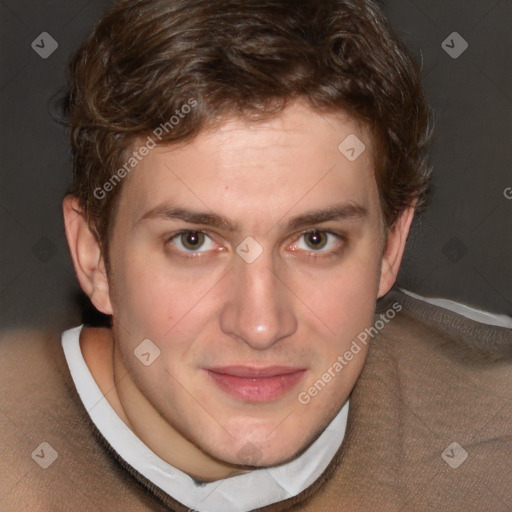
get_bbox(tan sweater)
[1,289,511,511]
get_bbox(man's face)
[105,100,386,468]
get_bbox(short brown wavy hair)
[63,0,433,270]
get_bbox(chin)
[211,424,315,469]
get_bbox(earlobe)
[377,205,416,298]
[62,195,113,315]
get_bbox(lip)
[205,366,307,402]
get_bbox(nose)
[219,252,298,350]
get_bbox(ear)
[62,195,113,315]
[377,204,416,298]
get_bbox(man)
[1,0,511,510]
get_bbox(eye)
[289,230,344,256]
[167,230,217,253]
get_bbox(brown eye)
[180,231,206,251]
[289,230,345,259]
[303,230,328,250]
[166,230,219,257]
[165,230,221,259]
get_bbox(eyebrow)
[135,201,368,232]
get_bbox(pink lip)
[205,366,307,402]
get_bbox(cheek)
[111,250,221,348]
[294,241,381,340]
[109,249,176,330]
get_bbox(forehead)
[114,101,378,230]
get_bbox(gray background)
[0,0,511,330]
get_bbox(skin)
[63,99,415,482]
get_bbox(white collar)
[61,324,349,512]
[398,288,512,328]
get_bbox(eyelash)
[164,229,346,261]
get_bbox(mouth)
[205,366,307,402]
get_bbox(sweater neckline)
[61,324,349,512]
[398,287,512,328]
